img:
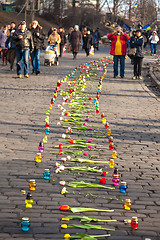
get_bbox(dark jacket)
[69,30,81,53]
[83,33,93,49]
[12,29,34,51]
[130,35,144,58]
[48,28,53,37]
[5,35,16,49]
[59,31,66,45]
[29,25,45,49]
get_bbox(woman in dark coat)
[58,27,66,57]
[83,29,93,56]
[69,25,81,59]
[130,29,144,80]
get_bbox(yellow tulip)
[102,118,106,124]
[64,234,71,239]
[62,217,70,221]
[61,187,67,195]
[61,224,68,229]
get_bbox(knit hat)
[74,25,79,30]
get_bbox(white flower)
[59,181,66,186]
[60,117,63,121]
[58,104,61,108]
[55,162,60,167]
[61,157,66,162]
[57,122,61,126]
[55,168,61,174]
[61,112,64,116]
[59,165,65,171]
[66,155,71,160]
[62,134,66,139]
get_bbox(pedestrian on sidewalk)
[91,29,98,51]
[5,30,16,71]
[29,20,45,75]
[58,27,66,57]
[0,25,8,66]
[108,26,130,78]
[82,27,88,50]
[149,31,159,55]
[96,27,101,50]
[83,29,93,57]
[130,29,144,80]
[13,21,34,78]
[69,25,81,59]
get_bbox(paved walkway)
[0,47,160,240]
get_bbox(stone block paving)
[0,47,160,240]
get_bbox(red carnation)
[59,150,63,155]
[59,144,63,149]
[99,177,106,184]
[102,171,107,176]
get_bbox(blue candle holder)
[45,128,50,135]
[119,181,128,193]
[43,169,50,180]
[21,217,30,232]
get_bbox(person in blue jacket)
[130,29,144,80]
[5,29,16,71]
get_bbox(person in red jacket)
[108,26,130,78]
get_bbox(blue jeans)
[16,48,29,75]
[113,55,125,77]
[150,43,157,54]
[31,48,41,72]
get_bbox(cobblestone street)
[0,46,160,240]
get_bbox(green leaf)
[71,158,108,164]
[68,224,114,231]
[70,233,111,239]
[67,166,103,173]
[66,215,117,223]
[68,181,114,190]
[70,207,114,213]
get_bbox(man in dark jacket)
[29,20,45,75]
[13,21,34,78]
[83,29,93,56]
[130,29,144,80]
[69,25,81,59]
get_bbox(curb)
[148,65,160,90]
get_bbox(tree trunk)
[96,0,101,12]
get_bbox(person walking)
[13,21,34,78]
[108,26,130,78]
[149,31,159,55]
[83,29,93,57]
[58,27,66,57]
[29,20,45,75]
[5,29,16,71]
[82,27,88,50]
[96,27,101,50]
[91,29,98,51]
[69,25,81,59]
[48,28,61,65]
[67,27,74,53]
[0,25,8,66]
[130,29,144,80]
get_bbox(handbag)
[89,46,94,55]
[128,47,136,58]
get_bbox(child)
[149,31,159,55]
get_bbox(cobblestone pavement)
[0,46,160,240]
